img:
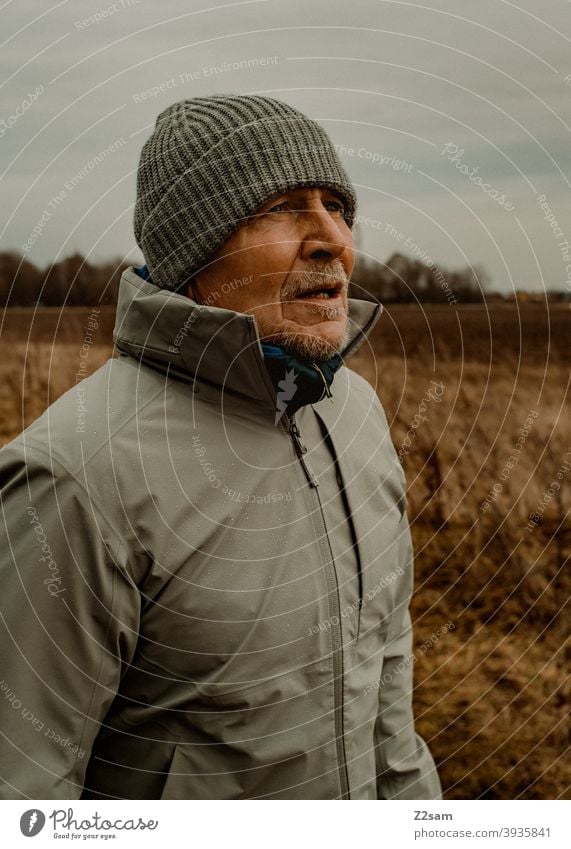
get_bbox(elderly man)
[0,95,441,800]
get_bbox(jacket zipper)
[285,413,350,799]
[288,417,319,487]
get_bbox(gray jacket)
[0,267,441,800]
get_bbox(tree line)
[350,253,488,304]
[0,251,487,307]
[0,253,128,307]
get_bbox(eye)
[262,196,346,216]
[267,201,289,214]
[324,198,346,215]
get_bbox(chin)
[263,326,349,362]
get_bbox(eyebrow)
[267,188,344,203]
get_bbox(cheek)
[235,238,292,309]
[346,247,355,276]
[340,228,355,271]
[227,271,285,316]
[215,221,313,314]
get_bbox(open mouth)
[294,282,343,300]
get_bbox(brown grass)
[1,304,569,799]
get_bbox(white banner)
[0,799,568,848]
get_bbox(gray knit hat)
[134,95,357,291]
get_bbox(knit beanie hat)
[134,95,357,291]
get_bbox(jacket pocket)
[160,743,243,800]
[357,499,405,641]
[161,659,338,800]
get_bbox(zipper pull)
[288,418,319,488]
[310,363,334,403]
[289,420,307,453]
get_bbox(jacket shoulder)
[16,355,165,477]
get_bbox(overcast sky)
[1,0,570,293]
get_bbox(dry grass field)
[1,302,569,799]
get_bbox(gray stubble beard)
[266,261,351,360]
[264,323,350,361]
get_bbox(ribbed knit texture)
[134,95,357,291]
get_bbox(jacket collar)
[113,267,382,410]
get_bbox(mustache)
[280,262,350,301]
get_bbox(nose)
[299,201,353,265]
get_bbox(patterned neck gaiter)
[261,343,343,422]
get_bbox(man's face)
[186,186,355,360]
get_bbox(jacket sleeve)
[0,440,141,799]
[373,511,442,800]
